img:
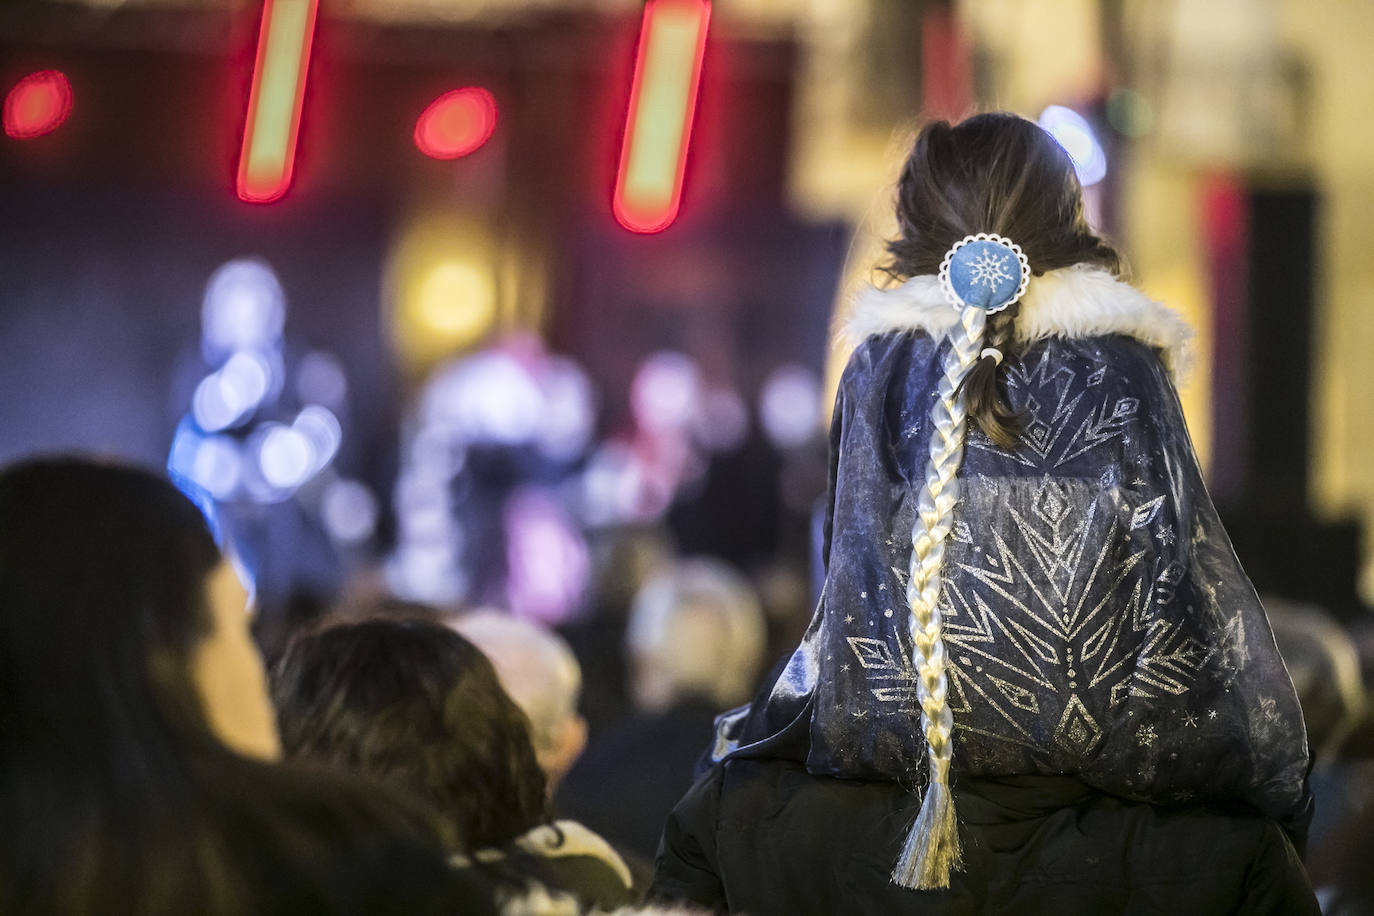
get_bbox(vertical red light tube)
[613,0,711,234]
[237,0,320,203]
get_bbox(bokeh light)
[759,364,821,449]
[321,478,379,544]
[536,357,596,462]
[292,404,342,471]
[201,259,286,361]
[3,70,73,139]
[1038,104,1107,187]
[694,388,749,453]
[294,350,348,409]
[631,351,701,434]
[256,422,316,490]
[414,88,498,160]
[192,350,274,432]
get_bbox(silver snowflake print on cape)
[968,250,1014,289]
[844,350,1218,771]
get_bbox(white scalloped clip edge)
[937,232,1032,314]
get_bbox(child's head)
[885,113,1121,448]
[885,112,1120,280]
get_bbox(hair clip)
[938,233,1031,314]
[980,347,1004,365]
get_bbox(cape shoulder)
[843,264,1194,378]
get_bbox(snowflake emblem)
[1136,723,1157,747]
[968,251,1013,289]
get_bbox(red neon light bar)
[237,0,320,203]
[613,0,711,234]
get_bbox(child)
[653,113,1314,910]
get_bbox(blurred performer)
[451,609,589,796]
[559,558,766,863]
[652,113,1318,913]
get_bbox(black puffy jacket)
[651,757,1319,915]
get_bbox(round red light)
[3,70,73,140]
[414,88,497,160]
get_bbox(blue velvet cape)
[714,329,1310,826]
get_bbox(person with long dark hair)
[651,113,1319,913]
[0,457,495,915]
[271,615,636,910]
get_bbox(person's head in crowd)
[0,457,486,915]
[451,609,588,794]
[1265,596,1367,764]
[588,524,676,619]
[272,615,549,852]
[625,557,766,714]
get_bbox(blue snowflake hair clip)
[938,233,1031,314]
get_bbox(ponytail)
[957,302,1024,448]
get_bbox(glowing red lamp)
[237,0,320,204]
[414,88,498,160]
[613,0,711,234]
[3,70,73,140]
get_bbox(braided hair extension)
[891,304,987,890]
[881,113,1123,890]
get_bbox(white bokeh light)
[295,350,348,409]
[760,364,822,449]
[201,259,286,361]
[321,478,379,544]
[257,422,317,490]
[292,405,342,473]
[1038,105,1107,187]
[631,351,701,434]
[537,357,597,462]
[694,387,750,453]
[190,435,242,500]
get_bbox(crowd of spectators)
[5,454,1374,913]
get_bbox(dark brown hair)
[271,616,549,852]
[0,457,481,915]
[884,113,1122,447]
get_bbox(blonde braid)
[890,304,987,890]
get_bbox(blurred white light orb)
[421,351,544,445]
[631,351,700,433]
[760,364,821,449]
[504,490,589,625]
[385,540,466,605]
[258,422,316,489]
[295,350,348,409]
[201,259,286,361]
[537,357,597,462]
[695,388,749,453]
[193,350,275,433]
[580,442,644,526]
[293,404,342,472]
[1038,105,1107,187]
[190,435,242,500]
[321,478,379,544]
[192,374,238,433]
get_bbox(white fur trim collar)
[845,264,1193,376]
